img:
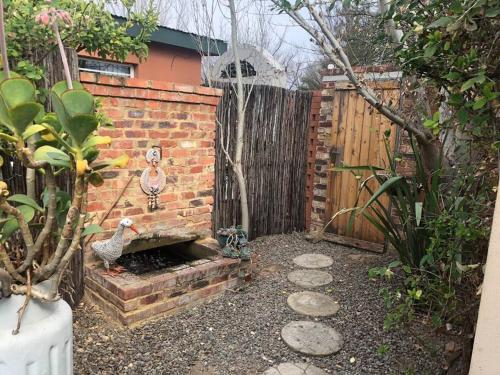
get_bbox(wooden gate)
[326,81,399,249]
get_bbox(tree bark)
[228,0,250,233]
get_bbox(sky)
[108,0,322,87]
[112,0,320,65]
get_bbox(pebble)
[73,233,442,374]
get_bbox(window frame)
[78,57,135,78]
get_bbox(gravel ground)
[74,233,442,375]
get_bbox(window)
[78,58,134,78]
[221,60,256,78]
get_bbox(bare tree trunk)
[228,0,249,233]
[25,162,36,199]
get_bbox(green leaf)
[82,135,112,149]
[50,91,69,128]
[66,114,99,146]
[361,176,404,212]
[60,89,95,117]
[388,260,402,268]
[9,102,43,134]
[82,223,104,237]
[0,132,18,143]
[34,145,71,167]
[443,72,461,81]
[485,7,500,17]
[0,97,13,130]
[40,113,63,133]
[1,218,19,241]
[91,154,129,170]
[51,80,85,97]
[22,124,48,140]
[83,146,100,163]
[88,172,104,187]
[7,194,43,212]
[415,202,423,226]
[472,98,488,110]
[0,71,20,82]
[423,119,437,129]
[17,205,36,222]
[424,44,438,58]
[332,165,384,172]
[460,78,476,92]
[0,205,36,242]
[428,17,453,28]
[457,108,468,125]
[0,78,36,108]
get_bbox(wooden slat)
[337,91,357,235]
[326,82,398,246]
[320,232,385,253]
[213,84,312,240]
[356,99,374,240]
[349,94,366,238]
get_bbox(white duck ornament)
[91,218,139,276]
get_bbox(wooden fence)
[213,84,312,240]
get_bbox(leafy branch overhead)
[4,0,158,80]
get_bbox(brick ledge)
[80,72,223,98]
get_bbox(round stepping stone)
[288,270,333,288]
[281,321,343,356]
[287,291,340,317]
[293,254,333,269]
[263,362,328,375]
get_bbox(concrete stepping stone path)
[281,321,343,356]
[293,254,333,269]
[263,362,328,375]
[287,291,340,317]
[287,270,333,288]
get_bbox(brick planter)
[85,239,256,326]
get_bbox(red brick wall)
[81,72,222,241]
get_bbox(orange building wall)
[78,42,202,86]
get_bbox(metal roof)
[114,16,227,56]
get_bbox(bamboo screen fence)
[213,84,312,240]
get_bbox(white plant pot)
[0,289,73,375]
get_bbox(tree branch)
[0,243,26,283]
[277,0,433,145]
[16,166,57,273]
[0,200,34,257]
[34,175,84,281]
[216,118,234,166]
[228,0,249,233]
